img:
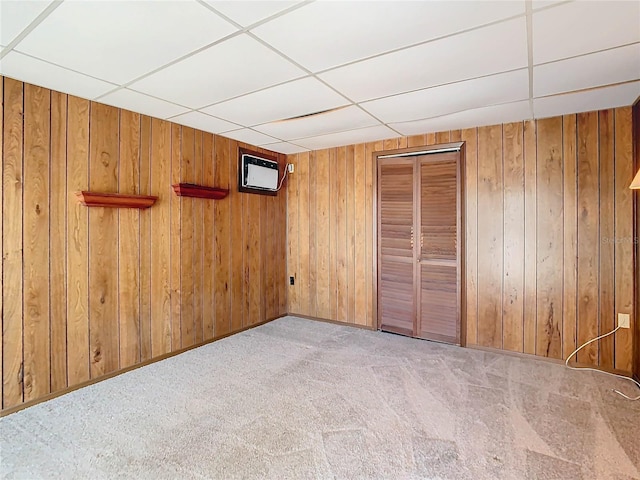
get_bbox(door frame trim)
[373,142,467,346]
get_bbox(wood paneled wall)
[287,108,636,373]
[633,99,640,381]
[0,76,287,412]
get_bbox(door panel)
[380,258,414,335]
[378,160,415,334]
[420,154,458,261]
[420,263,458,343]
[418,154,460,343]
[377,150,462,344]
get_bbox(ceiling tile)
[319,18,528,102]
[531,0,565,10]
[390,100,532,135]
[0,51,115,99]
[262,142,309,155]
[254,106,379,141]
[130,34,305,109]
[169,111,239,134]
[205,1,300,27]
[294,125,398,150]
[362,69,529,123]
[533,82,640,119]
[201,77,348,126]
[99,88,189,119]
[222,128,280,146]
[15,1,238,84]
[1,0,52,45]
[533,1,640,64]
[534,44,640,97]
[253,1,524,72]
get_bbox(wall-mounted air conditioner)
[238,148,280,196]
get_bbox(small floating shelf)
[172,183,229,200]
[75,191,158,209]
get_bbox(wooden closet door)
[417,152,460,344]
[377,159,416,336]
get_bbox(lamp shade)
[631,168,640,189]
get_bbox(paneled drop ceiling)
[1,0,638,154]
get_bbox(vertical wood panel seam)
[521,124,526,350]
[228,139,233,331]
[500,123,504,350]
[561,118,565,358]
[597,113,601,362]
[612,111,617,364]
[532,120,536,355]
[137,115,142,363]
[20,81,25,401]
[1,76,3,409]
[117,109,121,369]
[475,128,479,343]
[575,115,579,362]
[86,101,91,378]
[48,90,52,390]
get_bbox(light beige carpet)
[1,316,638,479]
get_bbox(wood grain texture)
[50,91,67,393]
[523,120,537,355]
[613,107,634,372]
[1,74,636,412]
[229,140,243,332]
[194,131,204,343]
[139,115,152,362]
[366,141,382,327]
[462,129,478,345]
[3,78,24,408]
[118,110,141,369]
[598,110,615,369]
[0,78,4,406]
[150,119,171,357]
[535,117,563,359]
[23,83,51,401]
[285,111,636,373]
[214,136,231,337]
[287,154,299,313]
[354,144,367,326]
[315,149,331,319]
[88,102,119,378]
[180,127,195,348]
[297,152,310,315]
[1,77,289,412]
[336,146,348,322]
[476,125,503,348]
[346,145,356,324]
[308,151,318,317]
[66,96,90,385]
[202,133,215,340]
[329,149,337,320]
[502,122,524,353]
[562,115,578,360]
[633,101,640,381]
[170,124,182,350]
[244,178,261,326]
[576,111,599,365]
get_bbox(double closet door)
[377,150,464,344]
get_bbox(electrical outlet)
[287,164,295,173]
[289,276,295,286]
[618,313,630,329]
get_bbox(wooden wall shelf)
[172,183,229,199]
[75,191,157,209]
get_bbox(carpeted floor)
[1,316,638,479]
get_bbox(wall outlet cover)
[287,164,295,173]
[618,313,630,329]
